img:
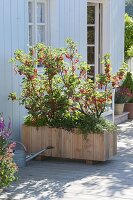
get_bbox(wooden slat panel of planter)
[104,133,111,161]
[108,134,113,159]
[106,133,117,159]
[93,134,105,161]
[82,134,94,160]
[41,126,52,156]
[31,127,42,153]
[22,125,32,153]
[113,133,117,155]
[51,128,62,157]
[62,130,72,159]
[72,133,83,159]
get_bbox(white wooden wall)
[50,0,87,61]
[50,0,125,68]
[110,0,125,73]
[0,0,27,141]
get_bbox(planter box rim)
[125,102,133,105]
[115,103,125,105]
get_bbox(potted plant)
[0,113,18,190]
[122,72,133,118]
[114,87,130,115]
[9,40,127,162]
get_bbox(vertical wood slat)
[31,127,42,153]
[22,125,31,154]
[0,0,27,141]
[93,134,105,161]
[51,128,62,157]
[113,133,117,155]
[83,134,94,160]
[110,0,125,72]
[72,133,83,159]
[41,126,52,156]
[104,133,110,160]
[108,133,113,159]
[61,130,72,159]
[22,125,117,161]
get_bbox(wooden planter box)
[22,125,117,162]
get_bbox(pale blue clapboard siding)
[50,0,124,65]
[102,0,111,55]
[110,0,125,72]
[58,0,87,60]
[11,0,20,141]
[2,0,13,129]
[50,0,60,47]
[17,0,28,140]
[50,0,87,61]
[0,0,27,140]
[79,0,87,61]
[0,0,5,114]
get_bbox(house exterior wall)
[110,0,125,72]
[0,0,125,139]
[0,0,27,141]
[50,0,125,69]
[50,0,87,61]
[49,0,111,61]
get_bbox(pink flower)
[75,59,79,64]
[9,142,16,149]
[0,114,12,139]
[72,66,76,71]
[0,114,5,130]
[63,70,68,75]
[65,54,70,59]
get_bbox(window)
[28,0,48,46]
[87,3,102,80]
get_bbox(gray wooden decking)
[0,120,133,200]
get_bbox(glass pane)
[28,2,33,23]
[87,46,95,64]
[29,25,33,46]
[37,3,45,23]
[89,66,95,76]
[87,26,95,44]
[37,26,45,43]
[87,66,95,81]
[87,6,95,24]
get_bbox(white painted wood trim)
[101,89,115,123]
[95,3,99,75]
[88,0,105,3]
[87,2,102,77]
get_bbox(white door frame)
[88,0,105,3]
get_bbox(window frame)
[87,2,103,79]
[28,0,48,46]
